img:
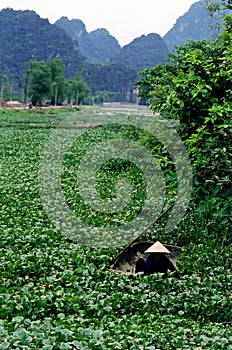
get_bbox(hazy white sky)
[0,0,199,45]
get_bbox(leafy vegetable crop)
[0,108,231,349]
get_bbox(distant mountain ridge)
[0,8,85,88]
[56,17,121,64]
[56,18,169,71]
[111,33,169,72]
[55,1,229,70]
[164,0,231,52]
[0,2,231,103]
[0,8,138,101]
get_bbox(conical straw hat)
[144,241,171,254]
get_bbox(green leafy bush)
[137,14,232,234]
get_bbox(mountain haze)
[56,1,227,71]
[0,2,230,103]
[0,8,85,88]
[164,0,228,52]
[82,63,138,99]
[56,17,121,64]
[111,33,169,71]
[0,8,137,101]
[57,18,169,71]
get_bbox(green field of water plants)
[0,107,231,349]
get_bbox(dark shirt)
[145,254,177,276]
[135,257,146,274]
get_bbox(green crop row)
[0,109,231,349]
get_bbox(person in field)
[135,241,178,277]
[145,241,178,276]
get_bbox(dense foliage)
[0,2,231,348]
[137,14,232,221]
[0,108,231,349]
[82,63,138,101]
[26,59,90,106]
[1,75,11,101]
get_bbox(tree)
[26,58,91,106]
[48,59,66,105]
[1,75,11,101]
[205,0,232,14]
[137,13,232,205]
[66,77,90,105]
[94,91,110,104]
[27,61,52,105]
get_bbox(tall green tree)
[48,59,66,105]
[27,61,52,105]
[137,13,232,206]
[66,77,90,105]
[1,75,11,101]
[94,91,110,105]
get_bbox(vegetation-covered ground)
[0,107,231,349]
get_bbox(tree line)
[137,0,231,229]
[1,58,130,106]
[1,58,91,106]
